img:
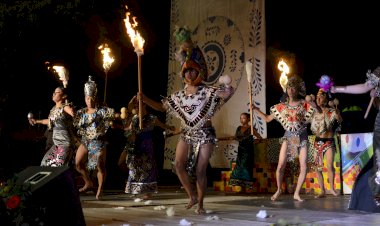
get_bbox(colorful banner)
[340,133,373,194]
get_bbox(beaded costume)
[74,107,114,170]
[167,26,233,178]
[73,76,114,170]
[270,100,314,162]
[310,108,339,171]
[163,85,226,176]
[41,103,75,166]
[124,114,158,195]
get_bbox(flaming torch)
[123,5,145,129]
[52,66,69,88]
[277,59,289,92]
[52,65,69,104]
[245,61,255,135]
[98,43,115,104]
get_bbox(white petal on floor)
[166,206,175,216]
[256,210,268,218]
[205,215,220,221]
[134,198,142,202]
[153,205,166,210]
[179,218,193,225]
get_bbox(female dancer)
[253,75,315,201]
[310,88,342,198]
[124,98,175,199]
[28,86,76,167]
[73,76,115,200]
[141,26,234,214]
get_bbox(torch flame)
[52,65,69,88]
[123,6,145,55]
[98,43,115,72]
[277,60,289,92]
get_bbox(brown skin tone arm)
[63,105,75,117]
[252,128,262,139]
[29,118,49,125]
[251,105,274,123]
[138,93,166,112]
[154,119,176,131]
[331,83,375,94]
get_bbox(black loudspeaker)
[16,166,86,226]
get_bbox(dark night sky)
[0,0,171,131]
[0,0,172,179]
[1,0,380,182]
[1,1,379,142]
[266,1,380,92]
[265,1,380,134]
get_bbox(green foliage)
[0,0,87,33]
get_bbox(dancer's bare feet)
[293,194,304,202]
[96,190,102,200]
[185,196,198,209]
[79,182,93,193]
[329,189,338,196]
[195,207,206,215]
[271,190,282,201]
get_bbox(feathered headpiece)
[173,26,193,64]
[84,76,97,98]
[316,75,334,92]
[173,26,191,44]
[173,26,208,85]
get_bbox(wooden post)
[137,54,143,129]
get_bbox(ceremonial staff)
[98,43,115,104]
[245,61,255,135]
[123,5,145,129]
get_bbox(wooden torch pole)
[137,53,143,129]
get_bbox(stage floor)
[81,187,380,226]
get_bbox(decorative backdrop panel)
[164,0,266,169]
